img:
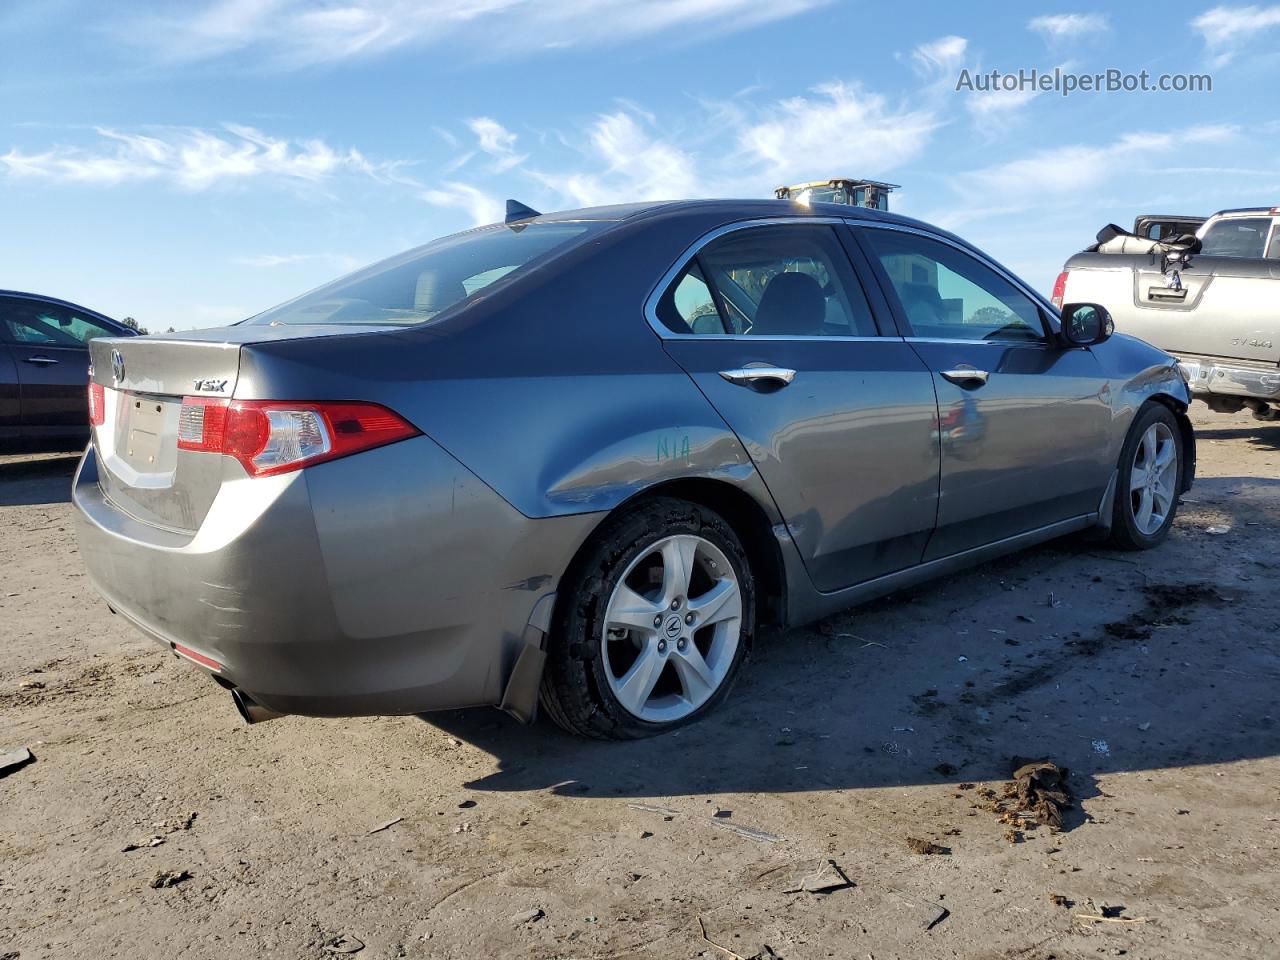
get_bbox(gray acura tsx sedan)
[73,198,1195,738]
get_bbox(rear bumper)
[1176,355,1280,401]
[72,437,601,717]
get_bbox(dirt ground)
[2,405,1279,960]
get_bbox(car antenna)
[505,199,541,231]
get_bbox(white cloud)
[910,35,968,77]
[532,111,701,207]
[422,79,939,218]
[1193,4,1280,65]
[0,124,385,189]
[1028,13,1109,40]
[737,81,937,181]
[960,124,1237,202]
[233,252,362,269]
[467,117,526,172]
[419,181,505,226]
[122,0,834,68]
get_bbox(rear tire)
[540,497,754,740]
[1108,403,1184,550]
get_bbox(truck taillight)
[1050,270,1069,310]
[88,383,106,426]
[177,398,419,476]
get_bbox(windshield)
[246,222,598,326]
[1198,217,1274,259]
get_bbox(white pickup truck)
[1056,207,1280,420]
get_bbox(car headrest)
[414,272,468,315]
[900,283,946,326]
[752,272,825,336]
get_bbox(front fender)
[1094,333,1195,491]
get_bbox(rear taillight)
[177,398,419,477]
[88,383,106,426]
[1050,270,1069,310]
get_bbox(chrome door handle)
[939,367,988,386]
[718,366,796,387]
[24,356,59,365]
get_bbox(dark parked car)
[72,200,1195,739]
[0,291,136,444]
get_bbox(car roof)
[0,289,116,322]
[525,197,923,227]
[1210,207,1278,218]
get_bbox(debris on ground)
[888,890,950,931]
[1206,525,1231,535]
[122,836,166,852]
[1103,583,1227,641]
[906,837,950,855]
[511,908,544,925]
[367,816,403,835]
[781,859,854,894]
[627,802,784,843]
[18,678,44,690]
[149,869,191,888]
[322,934,366,953]
[1047,893,1074,908]
[1075,902,1150,924]
[1006,760,1073,831]
[0,746,34,776]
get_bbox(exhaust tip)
[230,687,285,725]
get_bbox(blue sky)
[2,0,1278,331]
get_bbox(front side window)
[1198,217,1272,259]
[0,298,118,347]
[246,222,599,327]
[657,224,877,338]
[862,229,1045,342]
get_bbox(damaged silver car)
[73,199,1195,738]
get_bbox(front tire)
[540,498,754,740]
[1108,403,1184,550]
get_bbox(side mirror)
[1060,302,1114,347]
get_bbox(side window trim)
[847,221,1055,344]
[835,225,899,338]
[643,216,888,341]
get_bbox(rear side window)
[655,262,726,334]
[1199,217,1272,258]
[0,297,118,347]
[656,224,878,337]
[247,222,599,326]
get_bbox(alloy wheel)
[1129,421,1178,536]
[601,534,743,723]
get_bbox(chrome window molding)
[642,216,891,343]
[847,219,1063,337]
[641,215,1060,346]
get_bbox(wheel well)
[560,479,787,631]
[1148,393,1196,495]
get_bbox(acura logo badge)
[110,349,125,384]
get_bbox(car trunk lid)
[87,325,397,533]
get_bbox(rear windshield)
[1198,217,1274,259]
[245,222,599,326]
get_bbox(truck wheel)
[1108,403,1184,550]
[540,497,754,740]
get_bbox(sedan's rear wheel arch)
[568,479,785,631]
[540,491,762,738]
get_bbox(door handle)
[24,356,59,366]
[718,366,797,387]
[939,367,989,386]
